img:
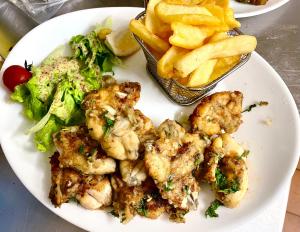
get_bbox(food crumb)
[262,117,272,126]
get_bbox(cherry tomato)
[3,65,32,91]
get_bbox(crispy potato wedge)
[209,55,240,81]
[174,35,257,77]
[169,22,213,49]
[157,46,189,78]
[145,0,172,39]
[163,0,203,4]
[185,59,217,87]
[129,19,170,53]
[224,8,241,29]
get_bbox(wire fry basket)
[133,11,251,106]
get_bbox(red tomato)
[2,65,32,91]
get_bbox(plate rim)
[234,0,290,18]
[0,6,299,231]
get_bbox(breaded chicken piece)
[49,153,112,209]
[200,133,245,182]
[111,176,168,223]
[78,176,112,210]
[53,126,116,175]
[199,134,248,208]
[144,120,205,211]
[120,159,147,186]
[145,120,205,183]
[49,152,81,207]
[213,156,248,208]
[83,82,154,160]
[190,91,243,136]
[158,175,200,210]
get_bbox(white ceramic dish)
[232,0,290,18]
[0,7,299,232]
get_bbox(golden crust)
[190,91,243,136]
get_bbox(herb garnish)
[239,150,250,159]
[194,154,203,168]
[78,144,85,154]
[205,200,222,218]
[164,176,174,192]
[102,112,115,136]
[109,210,119,218]
[183,185,190,195]
[242,101,269,113]
[136,197,148,217]
[215,168,240,194]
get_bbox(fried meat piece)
[198,134,248,208]
[53,126,116,175]
[49,153,112,209]
[144,120,205,211]
[158,175,200,210]
[111,176,168,223]
[49,152,81,207]
[83,82,154,160]
[119,159,147,186]
[190,91,243,136]
[213,156,248,208]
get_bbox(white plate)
[0,7,299,232]
[232,0,290,18]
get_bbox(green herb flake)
[136,197,148,217]
[205,200,222,218]
[183,185,190,196]
[242,101,269,113]
[102,112,115,136]
[109,210,119,218]
[164,176,174,192]
[78,144,85,154]
[215,168,240,194]
[239,150,250,159]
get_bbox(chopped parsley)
[194,154,203,168]
[205,200,222,218]
[242,101,269,113]
[239,150,250,159]
[78,144,85,154]
[164,176,174,192]
[183,185,190,195]
[109,210,119,218]
[136,197,148,217]
[215,168,240,194]
[102,112,115,136]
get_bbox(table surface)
[0,0,299,231]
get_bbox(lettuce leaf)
[34,116,61,152]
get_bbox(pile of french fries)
[130,0,257,88]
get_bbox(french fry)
[129,19,170,54]
[215,0,229,8]
[155,1,213,18]
[209,55,240,81]
[163,0,203,4]
[224,8,241,29]
[157,46,188,78]
[169,22,214,49]
[145,0,172,39]
[185,59,217,87]
[208,31,229,42]
[174,35,257,77]
[158,14,221,25]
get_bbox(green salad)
[10,23,121,152]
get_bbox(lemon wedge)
[105,28,140,57]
